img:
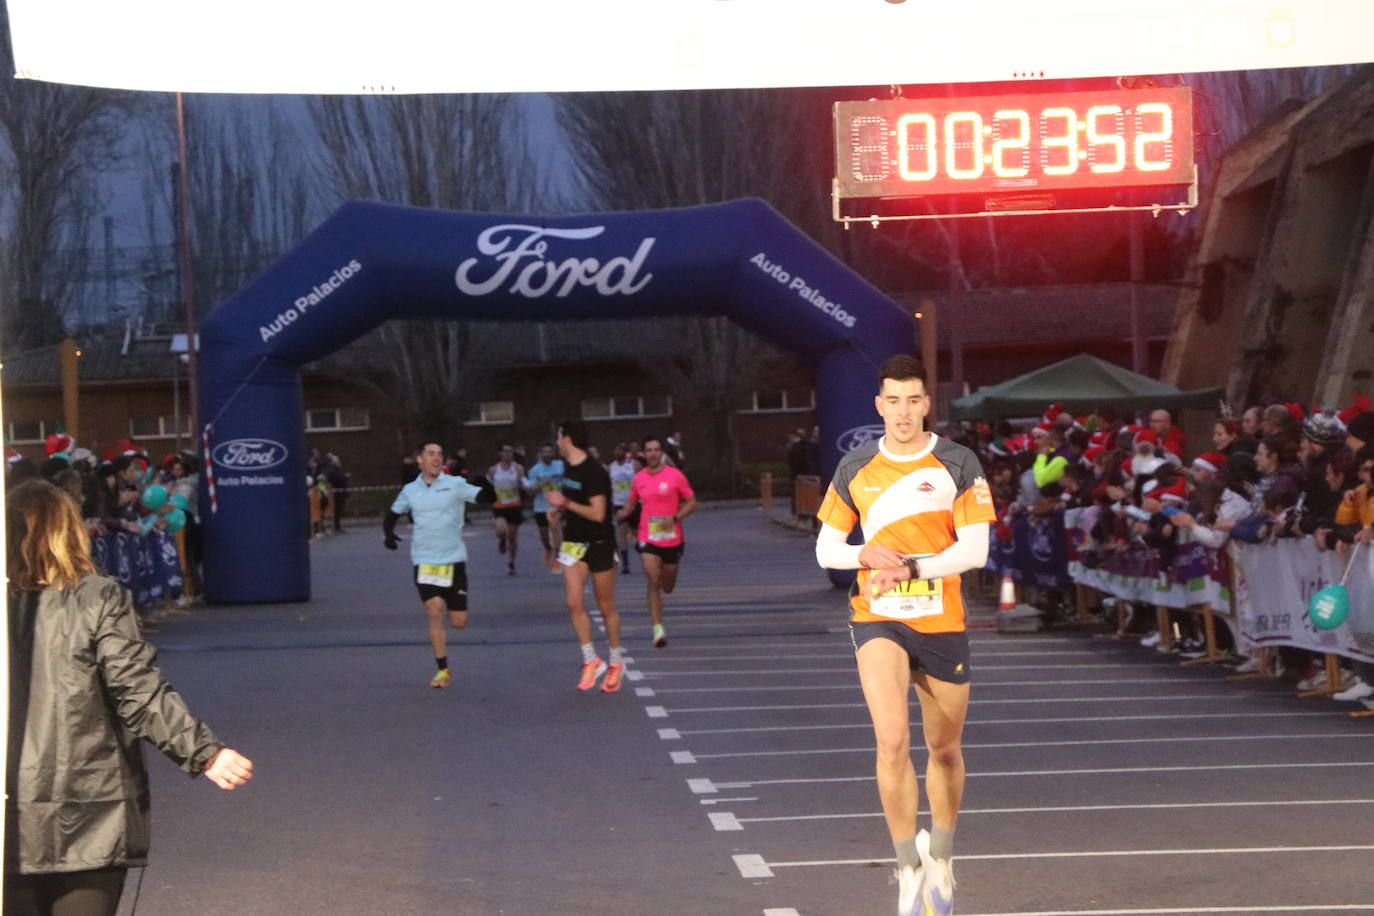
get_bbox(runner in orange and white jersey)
[815,355,992,916]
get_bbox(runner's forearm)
[915,523,990,579]
[815,522,864,569]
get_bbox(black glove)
[383,510,402,550]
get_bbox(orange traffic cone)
[998,574,1018,611]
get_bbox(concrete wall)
[1163,68,1374,417]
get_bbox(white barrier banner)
[1065,508,1229,613]
[1230,540,1374,662]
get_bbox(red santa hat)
[1284,402,1306,421]
[1134,428,1159,447]
[45,433,73,456]
[1337,394,1371,425]
[1083,446,1105,465]
[1156,478,1188,504]
[6,446,22,465]
[1192,451,1229,473]
[1041,402,1064,426]
[1088,429,1111,449]
[1142,477,1188,504]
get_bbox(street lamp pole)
[175,92,199,438]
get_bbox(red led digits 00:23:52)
[833,87,1193,201]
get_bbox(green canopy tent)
[948,353,1224,420]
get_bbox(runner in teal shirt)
[524,444,566,571]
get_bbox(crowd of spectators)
[950,397,1374,705]
[6,433,201,630]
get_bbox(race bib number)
[557,541,590,567]
[495,485,519,505]
[647,515,677,542]
[871,575,943,620]
[614,478,632,495]
[417,563,454,587]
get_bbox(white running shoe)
[896,864,922,916]
[1333,679,1374,702]
[914,829,955,916]
[1297,669,1328,691]
[1139,632,1162,648]
[1233,655,1260,673]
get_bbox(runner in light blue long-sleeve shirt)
[383,442,486,688]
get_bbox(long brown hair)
[6,479,98,592]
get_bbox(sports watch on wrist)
[901,556,920,580]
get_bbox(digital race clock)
[834,87,1193,202]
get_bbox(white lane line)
[737,798,1374,825]
[699,796,757,805]
[626,669,645,681]
[709,812,743,831]
[762,844,1374,869]
[687,778,717,794]
[733,853,773,877]
[670,751,697,764]
[638,649,1108,661]
[665,694,1263,713]
[635,687,656,697]
[711,761,1374,789]
[641,663,1147,676]
[657,728,680,740]
[686,733,1371,760]
[639,677,1209,694]
[959,907,1374,915]
[762,909,801,916]
[630,618,837,630]
[671,711,1347,736]
[645,706,668,718]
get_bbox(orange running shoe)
[601,663,624,693]
[577,658,607,692]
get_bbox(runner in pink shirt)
[617,436,698,647]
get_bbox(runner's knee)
[873,723,911,762]
[449,611,468,629]
[925,739,963,770]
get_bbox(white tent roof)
[8,0,1373,95]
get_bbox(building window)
[581,395,673,421]
[8,419,49,444]
[740,389,814,413]
[463,401,514,426]
[130,415,192,439]
[306,408,371,432]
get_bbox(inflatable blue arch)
[199,198,914,603]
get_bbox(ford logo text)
[212,438,288,470]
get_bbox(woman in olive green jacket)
[5,479,253,916]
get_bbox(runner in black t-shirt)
[546,419,624,693]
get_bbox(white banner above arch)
[7,1,1373,95]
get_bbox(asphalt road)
[131,505,1374,916]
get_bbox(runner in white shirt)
[488,445,525,576]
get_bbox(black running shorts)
[849,621,971,685]
[534,511,550,528]
[636,540,684,565]
[493,506,525,526]
[413,563,468,611]
[563,539,616,573]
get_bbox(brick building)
[4,283,1180,486]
